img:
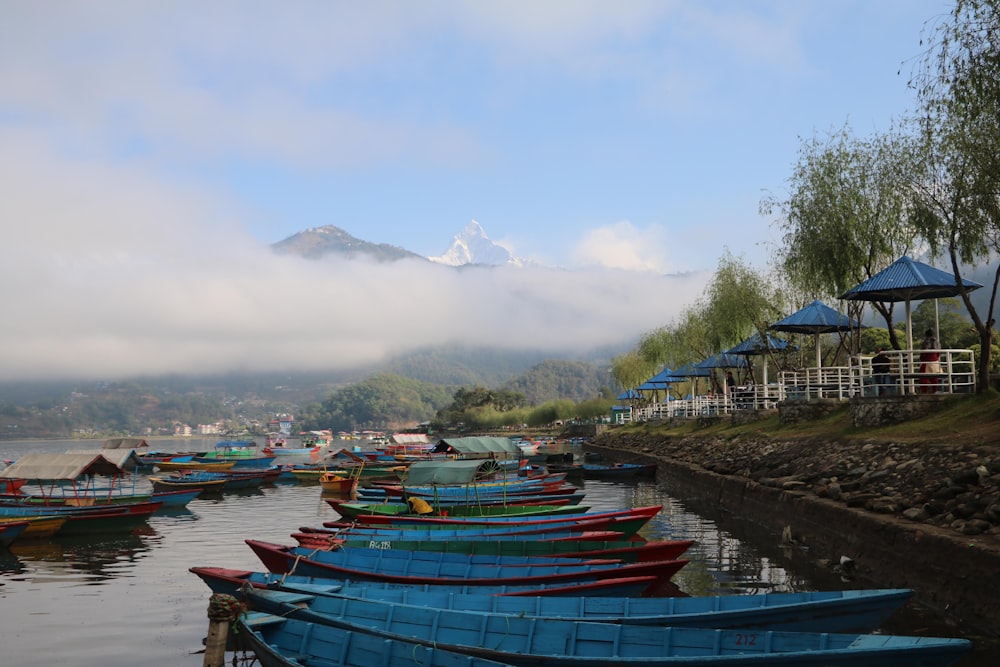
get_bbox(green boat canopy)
[402,459,499,486]
[431,436,520,458]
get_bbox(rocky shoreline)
[590,428,1000,637]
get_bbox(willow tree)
[909,0,1000,392]
[761,124,920,350]
[702,251,785,349]
[610,350,651,408]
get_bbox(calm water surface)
[0,438,992,666]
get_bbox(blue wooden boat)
[0,519,29,547]
[274,583,914,633]
[149,469,274,491]
[329,507,658,539]
[150,488,202,507]
[312,517,633,540]
[353,505,658,526]
[239,612,511,667]
[579,462,657,479]
[149,474,227,494]
[242,587,971,667]
[192,567,910,632]
[246,540,686,592]
[189,566,658,598]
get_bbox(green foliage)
[503,360,611,405]
[526,399,577,427]
[763,124,918,299]
[434,386,528,429]
[304,373,454,432]
[611,350,653,396]
[702,251,786,350]
[910,0,1000,389]
[859,327,893,353]
[574,397,615,420]
[898,298,979,348]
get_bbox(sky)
[0,1,952,382]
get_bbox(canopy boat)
[0,453,163,532]
[246,540,686,592]
[240,588,971,667]
[0,477,27,495]
[294,536,692,564]
[239,612,512,667]
[190,566,659,599]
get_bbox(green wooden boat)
[326,499,589,520]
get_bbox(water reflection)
[7,530,152,583]
[0,439,993,666]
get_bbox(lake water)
[0,438,993,666]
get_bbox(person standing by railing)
[872,348,892,396]
[919,329,941,393]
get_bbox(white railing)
[850,348,976,397]
[779,366,853,400]
[630,348,978,423]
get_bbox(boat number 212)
[734,633,757,646]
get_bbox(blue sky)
[0,1,950,380]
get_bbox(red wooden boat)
[323,517,648,539]
[355,505,661,528]
[190,566,660,598]
[290,533,693,563]
[312,524,628,542]
[245,539,686,593]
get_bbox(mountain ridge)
[272,221,524,267]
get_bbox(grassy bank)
[612,390,1000,449]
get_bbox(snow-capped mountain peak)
[430,220,523,267]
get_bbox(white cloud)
[571,221,681,272]
[0,131,708,381]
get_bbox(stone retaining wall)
[587,440,1000,637]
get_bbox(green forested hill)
[0,351,614,438]
[503,360,613,404]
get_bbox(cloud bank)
[0,130,708,381]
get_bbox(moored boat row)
[188,450,972,667]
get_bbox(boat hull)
[242,588,971,667]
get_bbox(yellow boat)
[0,515,67,539]
[318,472,358,497]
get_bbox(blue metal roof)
[673,362,711,377]
[840,256,983,302]
[725,332,793,356]
[769,300,859,334]
[695,353,748,369]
